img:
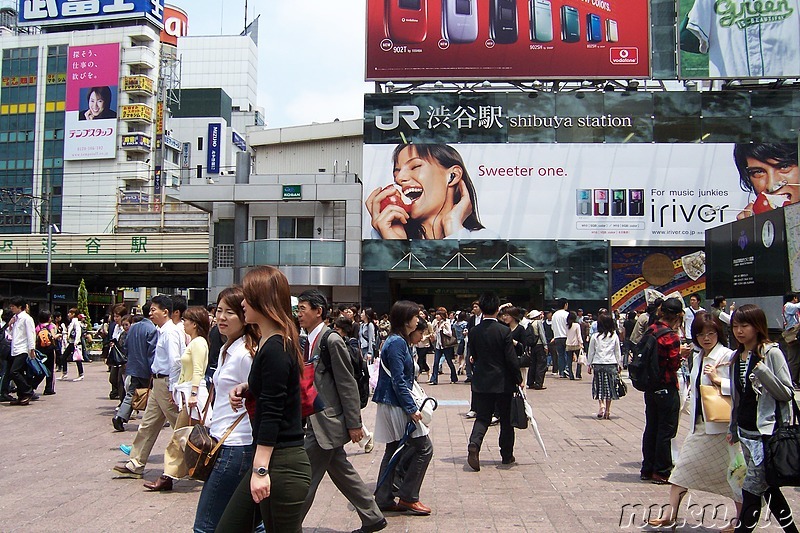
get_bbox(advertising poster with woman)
[64,43,120,160]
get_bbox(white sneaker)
[490,416,500,426]
[465,410,476,419]
[72,375,84,382]
[57,374,68,381]
[364,434,375,454]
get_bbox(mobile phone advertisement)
[366,0,650,80]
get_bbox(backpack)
[524,321,541,349]
[0,324,10,361]
[36,327,54,349]
[628,325,672,392]
[319,330,371,409]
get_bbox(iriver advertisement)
[366,0,650,80]
[679,0,800,78]
[362,143,769,242]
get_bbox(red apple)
[379,184,413,213]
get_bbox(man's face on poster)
[746,156,799,203]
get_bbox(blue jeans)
[554,338,572,379]
[430,347,457,384]
[193,445,255,533]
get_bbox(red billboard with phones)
[366,0,650,80]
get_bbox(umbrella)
[375,397,438,490]
[519,386,548,458]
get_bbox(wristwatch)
[253,466,269,476]
[190,391,198,397]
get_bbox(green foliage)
[77,278,91,325]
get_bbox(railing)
[238,239,346,267]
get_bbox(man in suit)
[297,290,386,533]
[467,292,523,471]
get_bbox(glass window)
[254,219,268,240]
[278,217,315,238]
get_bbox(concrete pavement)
[1,362,798,532]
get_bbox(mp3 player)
[594,189,609,216]
[386,0,428,43]
[629,189,644,216]
[611,189,626,216]
[576,189,592,216]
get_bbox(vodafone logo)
[610,47,639,64]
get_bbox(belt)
[153,373,169,379]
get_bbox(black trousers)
[641,388,679,477]
[736,488,798,533]
[416,346,432,374]
[40,347,56,393]
[469,391,515,461]
[527,344,548,389]
[374,434,433,506]
[10,354,33,398]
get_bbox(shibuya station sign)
[18,0,165,27]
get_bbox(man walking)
[551,298,570,379]
[112,295,182,486]
[467,292,523,471]
[525,309,548,390]
[783,292,800,388]
[682,293,704,344]
[297,289,387,532]
[640,298,685,484]
[7,297,36,405]
[112,301,158,432]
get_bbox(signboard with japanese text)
[18,0,165,28]
[232,131,246,151]
[181,142,191,169]
[207,123,221,174]
[64,43,120,161]
[362,95,775,244]
[678,0,800,78]
[119,104,153,121]
[120,133,151,149]
[122,75,154,93]
[366,0,650,80]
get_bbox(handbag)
[441,331,458,348]
[185,405,246,481]
[699,384,732,423]
[616,377,628,398]
[764,399,800,487]
[782,324,800,344]
[566,343,582,352]
[132,377,152,411]
[510,387,528,429]
[107,345,127,366]
[381,359,438,426]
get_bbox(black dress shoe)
[43,390,56,395]
[502,456,516,465]
[351,517,388,533]
[0,394,16,402]
[112,416,126,432]
[467,443,480,471]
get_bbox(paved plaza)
[2,362,798,532]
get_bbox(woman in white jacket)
[648,311,742,531]
[586,314,622,419]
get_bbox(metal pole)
[233,151,250,283]
[47,218,52,310]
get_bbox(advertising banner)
[122,75,154,93]
[161,5,188,46]
[18,0,165,27]
[119,104,153,121]
[207,123,221,174]
[64,43,120,161]
[366,0,650,80]
[679,0,800,78]
[786,202,800,292]
[362,142,763,243]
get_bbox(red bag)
[301,362,324,418]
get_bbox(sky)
[170,0,372,129]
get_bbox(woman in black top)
[216,266,311,532]
[500,307,529,384]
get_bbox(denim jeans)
[193,445,254,533]
[429,347,457,384]
[554,338,571,378]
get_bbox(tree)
[77,278,90,325]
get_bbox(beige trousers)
[129,377,179,471]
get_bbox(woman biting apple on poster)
[735,143,800,219]
[365,143,495,240]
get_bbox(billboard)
[161,5,188,46]
[362,142,758,242]
[64,43,120,161]
[679,0,800,78]
[366,0,650,80]
[207,123,221,174]
[18,0,165,27]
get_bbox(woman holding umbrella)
[373,300,434,517]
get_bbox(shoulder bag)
[380,358,437,426]
[782,305,800,343]
[440,324,458,348]
[698,359,732,423]
[764,398,800,487]
[185,411,246,481]
[131,377,152,411]
[108,344,127,366]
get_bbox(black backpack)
[319,330,370,409]
[524,322,540,349]
[629,325,672,392]
[0,324,10,361]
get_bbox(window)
[278,217,314,239]
[254,219,269,240]
[197,137,203,150]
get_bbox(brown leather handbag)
[185,388,246,481]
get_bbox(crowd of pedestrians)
[2,287,800,532]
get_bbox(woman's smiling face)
[393,146,450,221]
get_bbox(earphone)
[448,172,456,184]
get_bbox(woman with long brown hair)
[216,266,311,532]
[143,305,211,491]
[193,286,260,532]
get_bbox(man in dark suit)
[466,292,523,471]
[297,290,386,533]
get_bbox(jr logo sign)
[375,105,421,131]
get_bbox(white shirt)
[305,321,326,360]
[151,320,183,390]
[683,305,705,339]
[11,311,35,356]
[552,309,569,339]
[586,332,622,366]
[209,337,254,445]
[686,0,800,77]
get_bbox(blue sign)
[19,0,165,27]
[207,123,221,175]
[232,131,246,151]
